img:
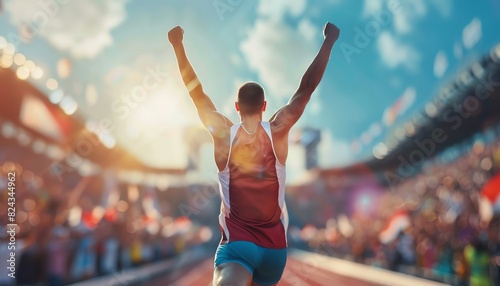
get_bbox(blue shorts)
[214,241,287,285]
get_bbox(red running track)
[149,257,381,286]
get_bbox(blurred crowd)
[0,164,213,286]
[288,125,500,286]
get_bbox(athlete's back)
[218,122,288,249]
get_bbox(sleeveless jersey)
[217,122,288,249]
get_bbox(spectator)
[46,226,70,286]
[465,235,492,286]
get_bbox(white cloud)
[298,18,316,41]
[362,0,384,16]
[308,93,322,115]
[363,0,452,34]
[257,0,307,19]
[222,79,245,118]
[318,130,353,168]
[5,0,127,58]
[376,31,420,71]
[240,17,317,99]
[462,18,482,49]
[393,0,427,34]
[222,99,237,118]
[429,0,453,17]
[230,53,243,67]
[239,0,322,115]
[433,51,448,78]
[238,0,326,119]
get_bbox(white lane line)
[290,250,449,286]
[171,259,213,286]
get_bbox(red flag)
[379,209,410,244]
[479,173,500,222]
[482,173,500,203]
[82,210,100,229]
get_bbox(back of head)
[237,82,265,115]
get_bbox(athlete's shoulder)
[269,119,289,137]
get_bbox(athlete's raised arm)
[270,22,340,134]
[168,26,232,135]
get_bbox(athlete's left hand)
[168,26,184,45]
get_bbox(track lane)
[150,257,382,286]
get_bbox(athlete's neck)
[239,114,262,134]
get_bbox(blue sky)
[1,0,499,181]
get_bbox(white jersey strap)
[221,123,240,171]
[260,122,284,167]
[261,121,272,138]
[229,123,240,147]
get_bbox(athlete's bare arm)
[270,22,340,133]
[168,26,232,134]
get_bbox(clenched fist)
[323,22,340,42]
[168,26,184,45]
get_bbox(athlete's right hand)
[168,26,184,45]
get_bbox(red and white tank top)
[217,122,288,249]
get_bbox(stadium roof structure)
[0,66,186,177]
[324,44,500,179]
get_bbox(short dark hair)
[237,82,265,115]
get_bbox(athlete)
[168,21,340,286]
